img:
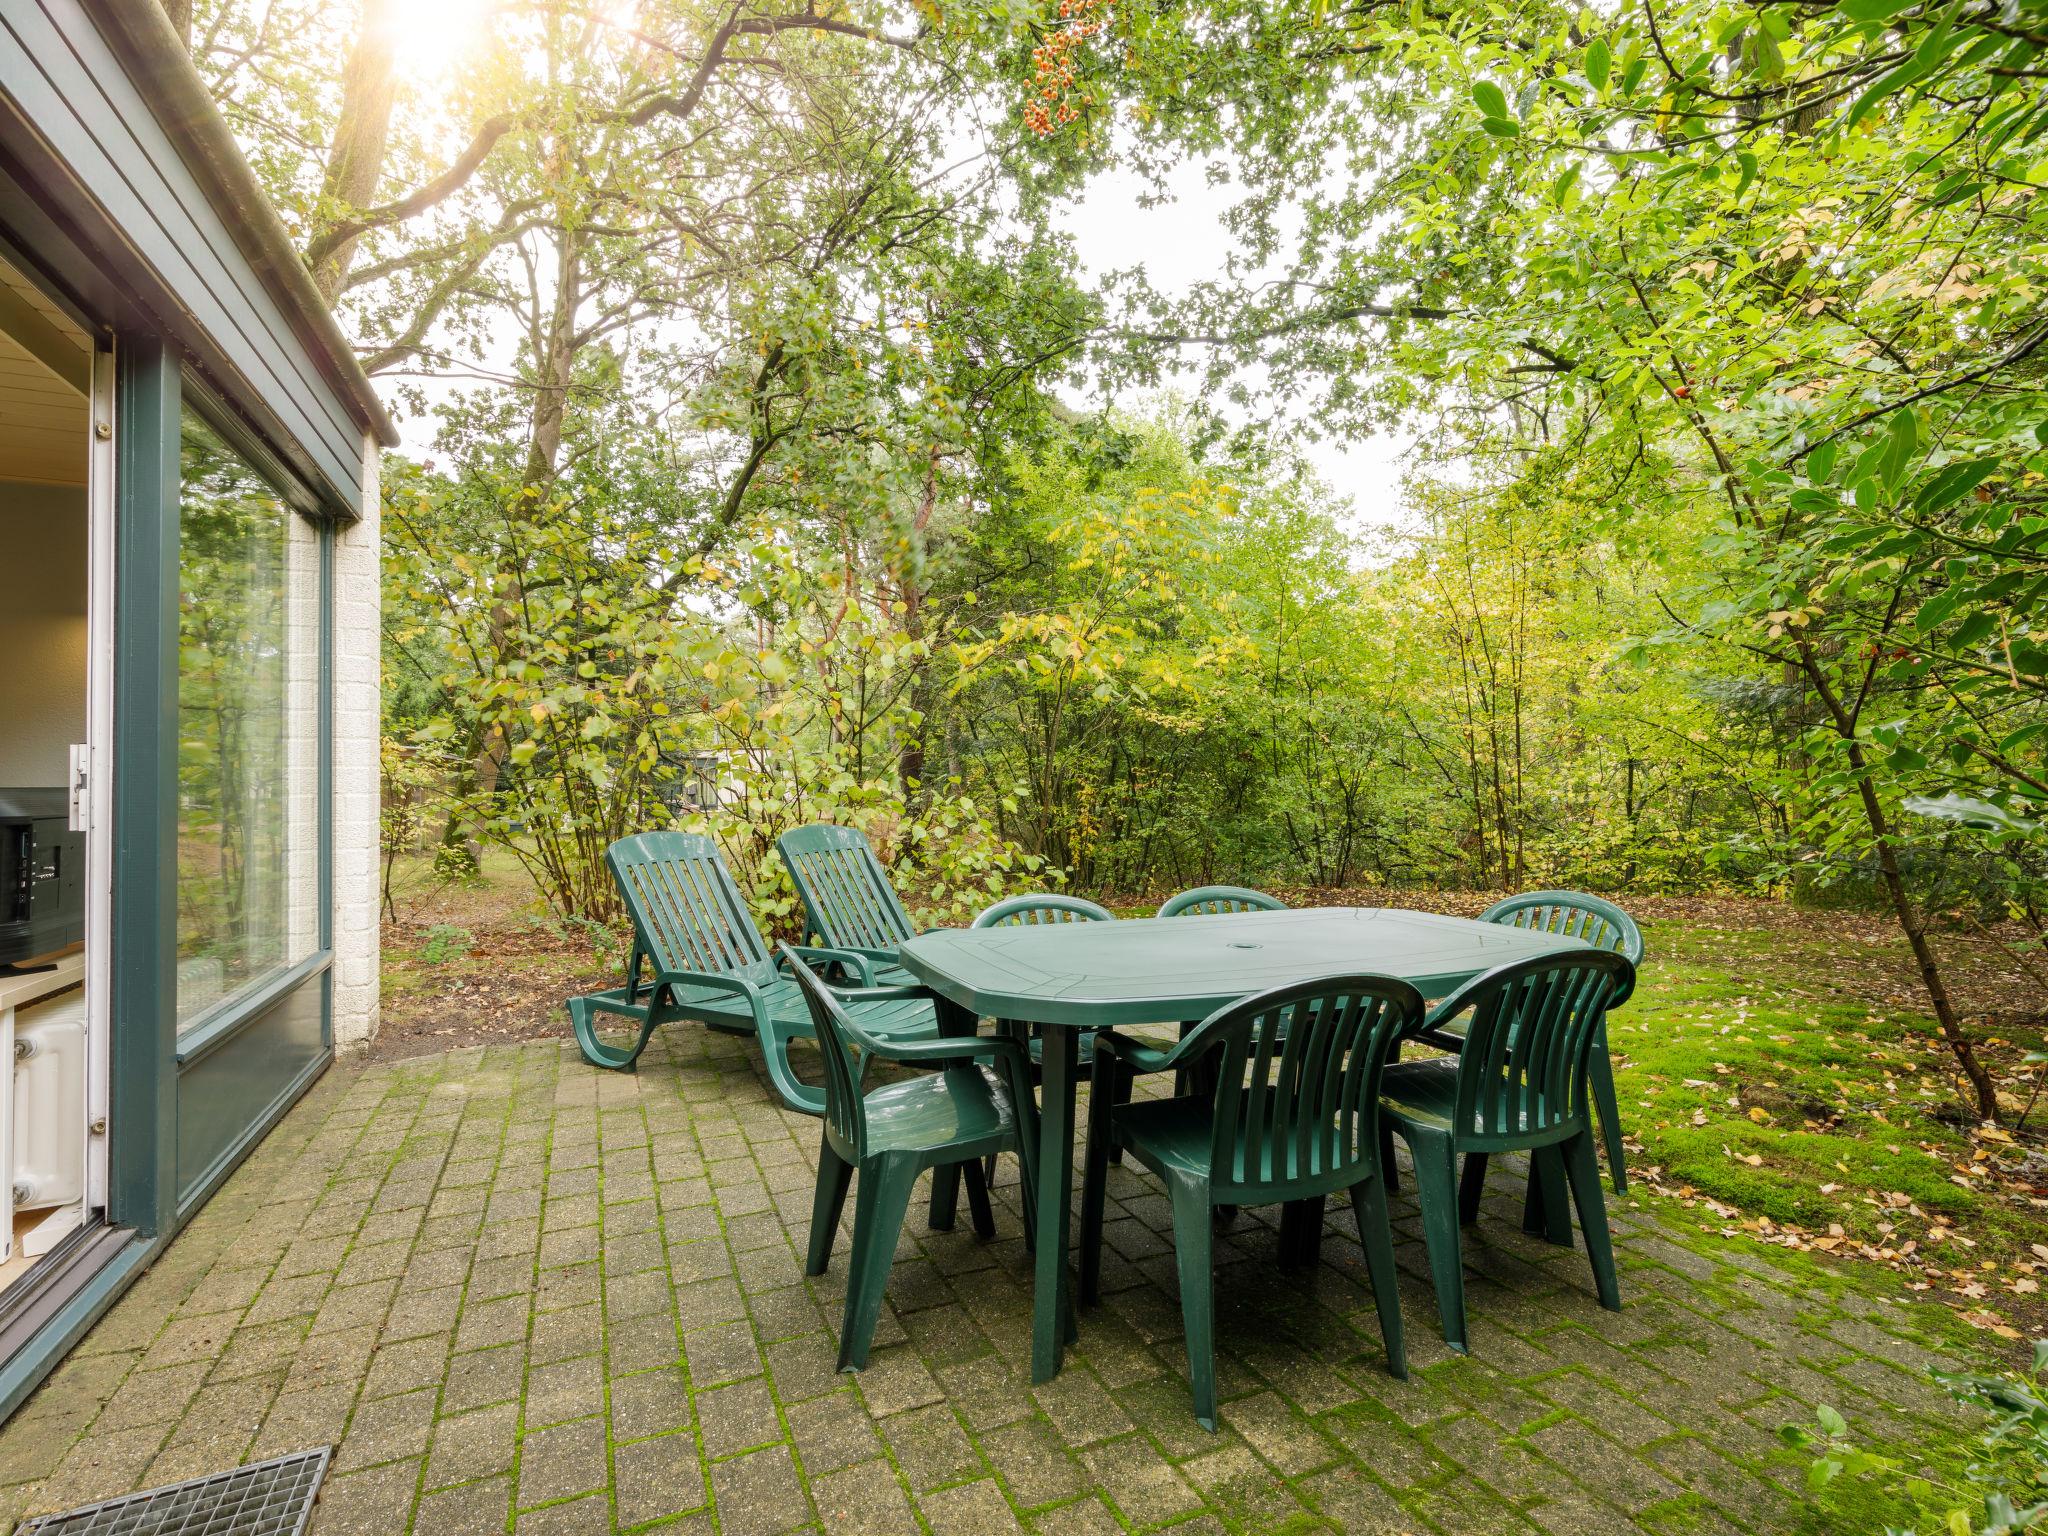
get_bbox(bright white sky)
[1059,155,1421,538]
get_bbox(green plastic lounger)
[565,831,938,1115]
[776,823,920,985]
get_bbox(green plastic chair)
[971,892,1128,1171]
[564,831,936,1114]
[1157,885,1286,1096]
[1381,948,1636,1353]
[1155,885,1286,918]
[1078,974,1427,1429]
[783,953,1039,1371]
[973,891,1122,1075]
[777,824,919,983]
[974,892,1116,927]
[1422,892,1643,1194]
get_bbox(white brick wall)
[286,494,321,975]
[331,433,381,1051]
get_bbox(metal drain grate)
[19,1448,331,1536]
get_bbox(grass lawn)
[1616,909,2047,1339]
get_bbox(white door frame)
[82,338,115,1214]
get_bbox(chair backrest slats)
[973,893,1116,928]
[778,825,918,954]
[606,832,776,986]
[1177,976,1425,1195]
[784,955,867,1152]
[1479,890,1644,965]
[1157,885,1286,919]
[1444,951,1634,1142]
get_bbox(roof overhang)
[82,0,398,451]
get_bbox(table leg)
[927,996,977,1231]
[1032,1022,1079,1382]
[1279,1195,1327,1268]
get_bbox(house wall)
[331,434,381,1050]
[0,481,86,787]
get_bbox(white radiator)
[0,957,86,1264]
[14,988,85,1210]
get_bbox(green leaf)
[2000,721,2048,753]
[1816,1405,1849,1437]
[1482,117,1522,138]
[1839,0,1918,20]
[1951,611,1996,648]
[1913,591,1959,631]
[1912,458,1998,512]
[1472,80,1509,119]
[1734,150,1758,198]
[1846,57,1927,130]
[1883,408,1919,487]
[1585,38,1611,89]
[1903,793,2042,836]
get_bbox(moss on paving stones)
[0,991,2023,1535]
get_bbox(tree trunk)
[470,226,584,852]
[524,227,583,486]
[1846,740,1999,1119]
[896,449,939,798]
[159,0,192,47]
[1796,635,1999,1120]
[310,0,403,304]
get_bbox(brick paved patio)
[0,1026,1995,1535]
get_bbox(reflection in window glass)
[176,407,319,1026]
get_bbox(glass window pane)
[176,406,321,1027]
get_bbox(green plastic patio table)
[894,905,1590,1383]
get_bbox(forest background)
[172,0,2048,1140]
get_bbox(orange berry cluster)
[1023,0,1110,135]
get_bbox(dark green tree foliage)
[1000,0,2048,1118]
[198,0,2048,1120]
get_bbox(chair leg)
[1589,1026,1629,1195]
[1524,1145,1574,1246]
[567,995,660,1072]
[1562,1132,1623,1312]
[806,1140,853,1276]
[838,1154,918,1372]
[986,1020,1027,1187]
[961,1157,997,1240]
[1351,1175,1406,1380]
[1404,1130,1469,1354]
[928,1163,961,1232]
[1108,1059,1135,1166]
[1078,1055,1116,1306]
[1013,1138,1037,1257]
[1166,1174,1219,1431]
[1458,1152,1488,1226]
[1379,1123,1399,1195]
